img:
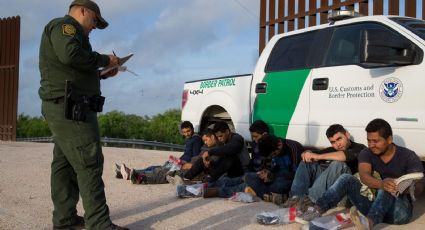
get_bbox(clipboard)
[100,53,134,76]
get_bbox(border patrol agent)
[39,1,127,229]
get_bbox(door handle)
[396,117,418,122]
[256,83,267,94]
[312,78,329,90]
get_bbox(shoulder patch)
[62,24,76,36]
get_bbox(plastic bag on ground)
[256,207,297,225]
[185,183,205,196]
[176,183,205,198]
[310,212,353,230]
[229,192,259,203]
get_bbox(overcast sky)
[0,0,259,117]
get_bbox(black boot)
[52,215,85,230]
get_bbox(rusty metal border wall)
[260,0,425,55]
[0,16,20,141]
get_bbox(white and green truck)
[181,13,425,159]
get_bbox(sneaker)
[130,169,144,184]
[282,195,301,208]
[105,223,129,230]
[337,196,351,208]
[350,206,370,230]
[166,175,174,184]
[271,192,284,205]
[296,206,321,223]
[166,175,184,186]
[53,215,85,230]
[120,163,131,180]
[263,193,272,202]
[297,196,315,212]
[113,163,123,179]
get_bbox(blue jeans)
[244,172,292,198]
[290,161,351,202]
[135,165,162,174]
[316,174,413,225]
[208,176,246,198]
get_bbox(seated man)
[243,134,303,199]
[248,120,270,172]
[114,120,203,184]
[202,120,272,198]
[284,124,366,209]
[183,121,249,182]
[203,133,304,199]
[179,120,205,163]
[169,128,220,185]
[299,118,425,229]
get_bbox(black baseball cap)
[70,0,108,29]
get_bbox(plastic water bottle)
[278,207,297,224]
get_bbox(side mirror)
[360,29,418,67]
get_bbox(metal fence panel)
[259,0,425,55]
[0,16,20,141]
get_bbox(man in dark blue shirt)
[179,121,203,163]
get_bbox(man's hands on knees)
[257,169,271,182]
[301,150,321,162]
[202,151,210,168]
[182,163,192,170]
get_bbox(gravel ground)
[1,141,424,230]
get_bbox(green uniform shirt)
[39,15,110,100]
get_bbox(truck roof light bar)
[328,10,362,23]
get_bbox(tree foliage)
[148,109,182,144]
[16,114,51,137]
[17,109,184,144]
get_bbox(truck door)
[308,22,425,149]
[252,30,326,145]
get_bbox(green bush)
[16,114,51,137]
[17,109,184,144]
[148,109,184,144]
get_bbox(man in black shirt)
[284,124,366,208]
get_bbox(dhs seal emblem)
[379,78,403,103]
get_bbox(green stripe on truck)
[252,69,310,138]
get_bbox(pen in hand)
[112,51,120,65]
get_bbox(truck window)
[265,30,319,72]
[391,17,425,40]
[324,23,413,66]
